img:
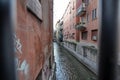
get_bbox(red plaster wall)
[16,0,53,80]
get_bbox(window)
[92,8,97,20]
[86,13,89,22]
[95,9,97,18]
[92,10,94,20]
[72,2,74,10]
[91,30,98,41]
[69,7,71,14]
[85,0,89,5]
[72,33,75,39]
[27,0,42,20]
[81,31,88,40]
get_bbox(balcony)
[77,3,86,16]
[75,22,86,30]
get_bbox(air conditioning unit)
[82,3,86,8]
[92,36,97,41]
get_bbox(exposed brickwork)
[16,0,53,80]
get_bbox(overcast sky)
[53,0,70,30]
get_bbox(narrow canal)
[54,42,97,80]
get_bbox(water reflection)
[54,43,97,80]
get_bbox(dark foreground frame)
[0,0,119,80]
[98,0,119,80]
[0,0,16,80]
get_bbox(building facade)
[62,0,99,74]
[76,0,98,44]
[16,0,54,80]
[62,0,80,52]
[76,0,98,73]
[55,20,63,42]
[63,0,79,42]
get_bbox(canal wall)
[60,41,98,75]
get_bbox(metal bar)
[0,0,17,80]
[98,0,119,80]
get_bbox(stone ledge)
[62,45,98,75]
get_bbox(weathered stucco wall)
[15,0,53,80]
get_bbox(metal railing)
[77,3,86,16]
[75,22,86,30]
